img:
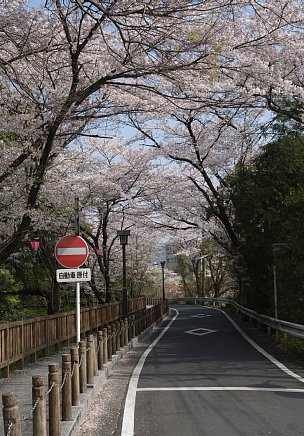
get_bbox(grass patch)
[273,333,304,362]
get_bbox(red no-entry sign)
[55,235,89,268]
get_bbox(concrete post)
[70,348,80,406]
[120,320,125,347]
[107,326,112,360]
[112,323,117,355]
[124,318,129,344]
[32,375,47,436]
[2,393,21,436]
[102,328,108,364]
[86,335,95,385]
[116,321,121,351]
[79,340,87,393]
[48,364,60,436]
[61,354,72,421]
[97,331,103,370]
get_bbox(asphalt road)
[121,305,304,436]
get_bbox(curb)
[61,315,167,436]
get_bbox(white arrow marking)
[185,328,217,336]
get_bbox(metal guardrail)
[168,297,304,340]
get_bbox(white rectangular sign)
[56,268,91,283]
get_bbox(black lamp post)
[272,243,287,319]
[160,261,166,301]
[117,230,131,318]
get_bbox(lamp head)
[117,230,131,246]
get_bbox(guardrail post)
[97,331,103,370]
[86,335,95,385]
[32,375,47,436]
[70,348,80,406]
[48,364,60,436]
[61,354,72,421]
[2,393,21,436]
[79,341,87,393]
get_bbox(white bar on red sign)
[56,268,91,283]
[57,247,87,255]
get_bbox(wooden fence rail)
[0,297,145,378]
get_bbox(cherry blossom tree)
[34,137,169,302]
[1,0,226,263]
[1,0,304,306]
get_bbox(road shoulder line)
[217,308,304,384]
[121,308,179,436]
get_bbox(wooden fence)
[0,297,146,378]
[2,301,169,436]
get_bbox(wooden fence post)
[70,348,80,406]
[2,393,21,436]
[61,354,72,421]
[48,364,60,436]
[32,375,47,436]
[86,335,95,385]
[79,341,87,393]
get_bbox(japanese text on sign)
[56,268,91,283]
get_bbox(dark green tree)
[230,135,304,321]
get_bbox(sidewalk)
[0,323,158,436]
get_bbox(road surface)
[121,305,304,436]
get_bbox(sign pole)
[76,282,81,344]
[75,197,81,344]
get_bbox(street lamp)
[160,261,166,301]
[272,243,287,319]
[117,230,131,318]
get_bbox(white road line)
[137,386,304,393]
[215,307,304,384]
[121,309,179,436]
[121,306,304,435]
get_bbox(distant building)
[165,245,179,272]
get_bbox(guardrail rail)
[168,297,304,340]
